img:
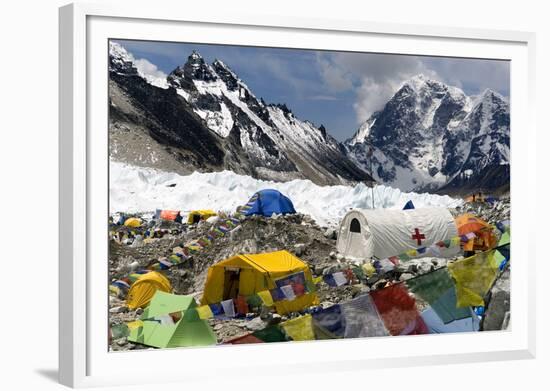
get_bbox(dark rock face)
[110,73,225,168]
[346,75,509,193]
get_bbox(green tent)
[128,291,217,348]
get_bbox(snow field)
[110,162,463,227]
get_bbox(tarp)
[370,284,428,336]
[280,314,316,341]
[128,291,216,348]
[421,306,480,334]
[448,250,498,307]
[406,268,471,324]
[201,250,318,315]
[243,189,296,217]
[126,272,172,309]
[336,208,459,260]
[187,210,217,225]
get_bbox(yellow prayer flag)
[195,305,214,320]
[109,285,120,296]
[448,250,498,308]
[406,249,418,257]
[313,276,323,285]
[451,237,461,247]
[257,290,274,307]
[281,314,315,341]
[362,262,376,277]
[126,320,144,331]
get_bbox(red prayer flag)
[292,282,305,297]
[370,284,427,336]
[224,333,264,344]
[235,295,249,315]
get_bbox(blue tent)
[243,189,296,217]
[403,200,415,210]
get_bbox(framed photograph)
[59,3,536,388]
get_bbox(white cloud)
[317,55,353,92]
[134,58,168,89]
[317,52,443,124]
[308,95,339,101]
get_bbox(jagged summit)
[346,75,509,192]
[109,43,371,186]
[109,41,138,75]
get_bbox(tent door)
[223,268,240,300]
[344,217,369,259]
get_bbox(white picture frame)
[59,2,537,388]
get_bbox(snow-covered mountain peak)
[349,118,376,146]
[189,50,203,61]
[475,88,506,106]
[109,42,133,63]
[109,41,138,75]
[346,75,509,193]
[212,59,235,76]
[401,74,444,93]
[183,50,218,82]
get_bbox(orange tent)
[160,210,181,221]
[455,214,497,252]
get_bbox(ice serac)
[346,74,509,193]
[110,161,463,227]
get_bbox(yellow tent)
[124,217,142,228]
[187,210,217,224]
[126,271,172,309]
[201,250,318,315]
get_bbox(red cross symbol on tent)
[411,228,426,246]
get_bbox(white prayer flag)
[221,299,236,317]
[280,285,296,301]
[333,272,348,286]
[378,259,396,273]
[430,245,442,257]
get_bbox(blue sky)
[114,39,510,141]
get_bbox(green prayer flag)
[252,325,288,342]
[305,280,316,293]
[351,266,365,280]
[246,294,263,308]
[406,268,470,323]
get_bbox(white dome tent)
[336,208,459,261]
